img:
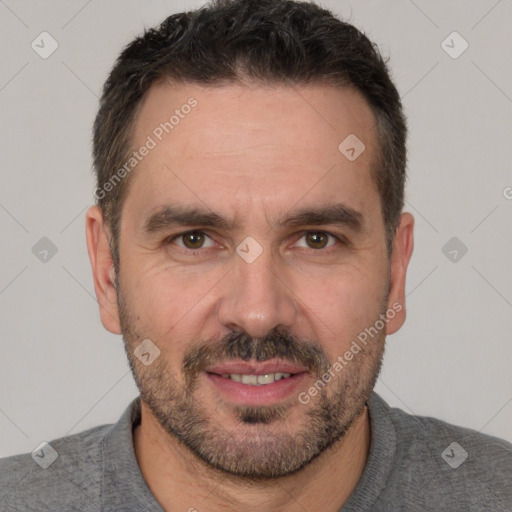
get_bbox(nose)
[216,245,298,339]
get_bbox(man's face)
[98,82,409,478]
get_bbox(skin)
[86,82,414,511]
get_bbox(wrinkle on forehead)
[123,82,382,239]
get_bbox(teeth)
[220,373,292,385]
[257,374,274,385]
[241,374,258,385]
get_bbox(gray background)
[0,0,511,458]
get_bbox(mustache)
[182,326,331,386]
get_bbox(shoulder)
[389,402,512,466]
[380,396,512,510]
[0,422,114,511]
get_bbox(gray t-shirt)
[1,392,511,511]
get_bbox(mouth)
[216,372,293,385]
[203,360,309,406]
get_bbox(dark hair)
[92,0,407,271]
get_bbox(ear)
[85,205,122,334]
[385,212,414,335]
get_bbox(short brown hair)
[92,0,407,271]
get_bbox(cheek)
[125,263,221,341]
[300,264,388,350]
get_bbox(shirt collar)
[101,396,164,511]
[340,391,397,511]
[100,391,396,511]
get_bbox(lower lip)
[205,372,308,406]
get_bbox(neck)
[133,403,371,512]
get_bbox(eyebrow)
[143,203,364,235]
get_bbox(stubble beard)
[117,283,386,479]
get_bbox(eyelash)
[165,230,348,255]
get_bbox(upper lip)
[205,360,308,376]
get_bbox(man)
[1,0,511,510]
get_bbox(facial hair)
[117,282,387,480]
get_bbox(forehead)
[125,81,380,228]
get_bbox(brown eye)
[165,230,215,256]
[181,231,206,249]
[167,230,216,255]
[305,232,330,249]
